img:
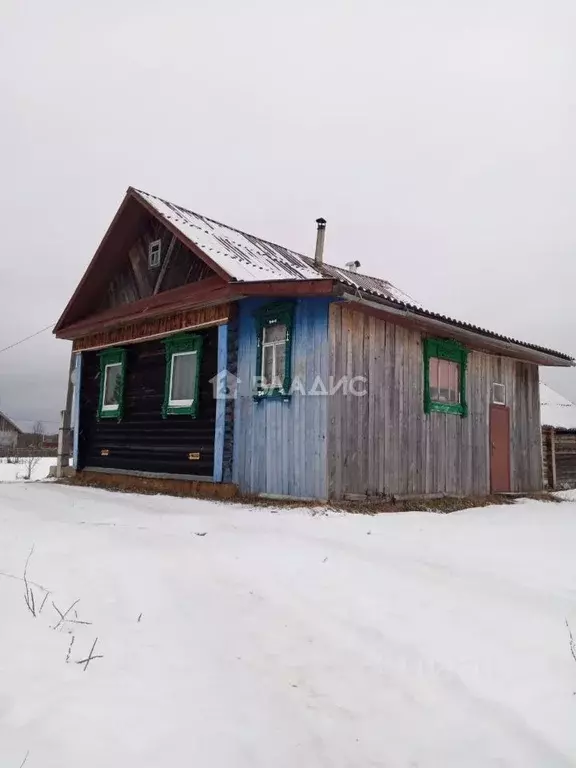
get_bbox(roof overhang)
[340,292,573,367]
[56,276,335,340]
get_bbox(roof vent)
[314,218,326,266]
[345,260,361,274]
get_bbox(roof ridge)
[132,187,310,262]
[132,187,406,294]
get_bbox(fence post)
[549,427,557,490]
[56,349,75,479]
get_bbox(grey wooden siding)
[328,304,542,498]
[233,297,330,499]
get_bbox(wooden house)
[0,411,22,452]
[540,382,576,490]
[54,188,573,500]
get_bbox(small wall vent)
[492,383,506,405]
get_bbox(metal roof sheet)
[135,189,321,283]
[135,188,419,304]
[133,188,572,364]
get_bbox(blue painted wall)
[212,323,228,482]
[232,297,330,499]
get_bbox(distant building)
[540,382,576,489]
[0,411,22,452]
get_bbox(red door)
[490,405,511,492]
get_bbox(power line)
[0,323,54,355]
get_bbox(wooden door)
[490,405,511,492]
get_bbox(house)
[54,187,573,500]
[540,382,576,489]
[0,411,22,453]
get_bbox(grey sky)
[1,0,575,430]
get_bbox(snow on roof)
[540,382,576,429]
[134,188,411,303]
[131,189,571,363]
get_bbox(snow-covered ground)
[0,483,575,767]
[0,456,54,482]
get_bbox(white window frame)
[493,382,506,405]
[261,324,287,388]
[149,239,162,268]
[101,362,123,412]
[168,350,198,408]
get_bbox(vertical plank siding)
[212,323,229,482]
[233,298,330,499]
[328,304,542,498]
[222,309,239,483]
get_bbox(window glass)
[274,342,286,386]
[263,323,286,344]
[103,363,122,408]
[262,345,275,386]
[170,352,197,404]
[430,357,460,404]
[261,322,287,387]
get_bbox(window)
[149,239,162,268]
[429,357,460,404]
[493,382,506,405]
[261,322,287,388]
[254,302,294,398]
[423,338,468,416]
[162,333,203,417]
[98,348,126,420]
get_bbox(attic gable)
[54,190,229,334]
[98,212,216,313]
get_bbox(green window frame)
[98,348,126,420]
[254,301,295,400]
[423,338,468,416]
[162,333,203,417]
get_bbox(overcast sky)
[0,0,575,430]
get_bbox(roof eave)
[340,291,573,367]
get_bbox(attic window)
[493,383,506,405]
[149,239,162,268]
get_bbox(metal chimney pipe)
[314,217,327,266]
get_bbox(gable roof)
[540,382,576,429]
[135,188,415,304]
[0,411,22,434]
[54,186,573,366]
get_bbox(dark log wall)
[78,328,218,477]
[99,213,214,312]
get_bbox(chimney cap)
[316,217,327,227]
